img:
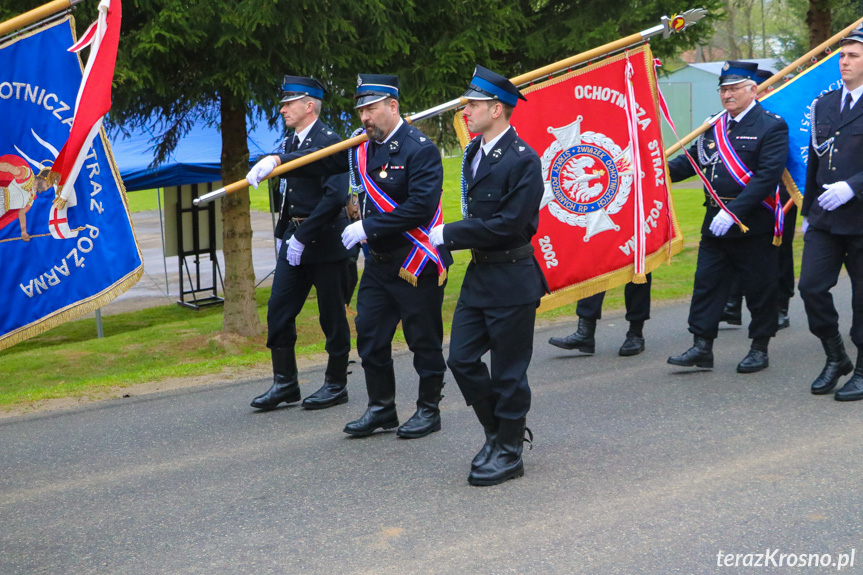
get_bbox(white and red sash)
[354,140,446,286]
[713,115,783,242]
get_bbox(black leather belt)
[369,245,413,263]
[707,196,735,208]
[471,244,534,264]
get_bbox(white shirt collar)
[841,83,863,108]
[378,118,404,145]
[471,126,511,177]
[481,126,511,155]
[294,120,316,147]
[729,99,757,123]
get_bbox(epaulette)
[511,137,533,156]
[407,127,434,146]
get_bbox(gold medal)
[379,170,388,178]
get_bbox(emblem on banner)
[540,116,634,241]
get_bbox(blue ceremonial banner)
[0,16,142,350]
[759,51,842,202]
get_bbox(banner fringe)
[537,234,683,313]
[399,268,419,286]
[0,265,144,352]
[632,273,647,284]
[782,169,804,208]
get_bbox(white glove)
[246,156,279,189]
[429,224,445,247]
[287,236,304,266]
[709,210,735,237]
[802,217,809,234]
[818,181,855,211]
[341,221,366,249]
[276,238,283,254]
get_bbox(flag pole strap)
[665,15,863,157]
[194,9,707,207]
[0,0,87,37]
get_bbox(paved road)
[2,279,862,575]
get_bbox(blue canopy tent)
[109,117,285,191]
[107,116,286,306]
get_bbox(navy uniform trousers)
[267,240,350,357]
[799,88,863,347]
[668,101,787,342]
[442,129,547,420]
[577,274,652,322]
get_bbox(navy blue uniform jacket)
[279,121,453,270]
[441,128,548,307]
[802,89,863,236]
[274,119,350,264]
[668,102,788,238]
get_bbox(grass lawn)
[0,158,801,408]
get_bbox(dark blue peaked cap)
[842,23,863,44]
[463,65,526,107]
[280,76,325,102]
[355,74,399,108]
[755,69,772,85]
[719,60,758,86]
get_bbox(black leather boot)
[397,375,445,439]
[834,349,863,401]
[721,295,742,326]
[737,338,769,373]
[468,417,530,486]
[619,321,645,356]
[302,354,349,410]
[343,367,399,436]
[777,300,790,330]
[250,348,301,410]
[470,397,499,470]
[548,318,596,353]
[667,335,714,369]
[811,333,853,395]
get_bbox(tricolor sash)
[713,115,784,244]
[352,139,446,286]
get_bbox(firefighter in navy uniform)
[429,66,547,486]
[247,74,451,438]
[721,68,798,331]
[799,25,863,400]
[246,76,352,411]
[547,276,652,357]
[666,61,788,373]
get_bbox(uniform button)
[290,204,295,208]
[834,149,839,153]
[836,131,841,136]
[288,188,293,192]
[832,167,837,171]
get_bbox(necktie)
[472,148,485,178]
[726,119,737,133]
[842,93,854,119]
[288,134,299,152]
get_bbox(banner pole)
[664,15,863,157]
[0,0,86,37]
[194,9,707,207]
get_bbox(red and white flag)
[455,44,683,311]
[50,0,122,204]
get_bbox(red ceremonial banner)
[455,44,683,311]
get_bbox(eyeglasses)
[717,85,747,94]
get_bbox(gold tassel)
[632,273,648,284]
[398,268,418,286]
[773,235,782,247]
[438,268,448,286]
[737,222,749,233]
